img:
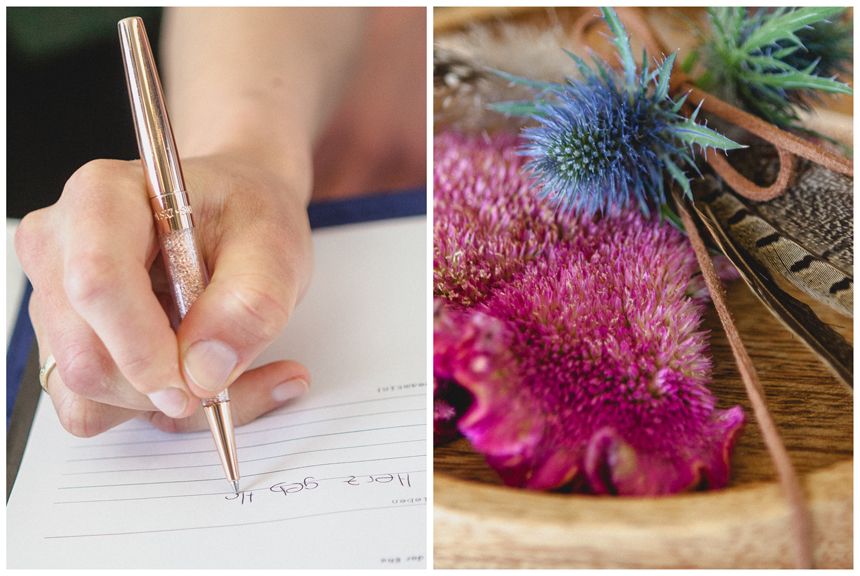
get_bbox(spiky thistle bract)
[692,7,853,134]
[493,7,743,217]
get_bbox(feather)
[691,173,853,390]
[695,144,853,317]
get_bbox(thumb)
[177,232,312,399]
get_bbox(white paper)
[6,216,428,569]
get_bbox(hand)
[16,155,314,436]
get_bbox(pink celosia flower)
[434,131,745,495]
[434,131,567,307]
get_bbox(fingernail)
[183,340,239,392]
[148,388,188,418]
[271,378,309,403]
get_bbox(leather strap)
[570,8,840,568]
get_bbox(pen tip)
[230,480,239,495]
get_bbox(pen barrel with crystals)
[119,17,238,484]
[151,195,228,406]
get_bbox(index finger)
[60,160,196,419]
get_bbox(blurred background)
[7,7,163,218]
[7,6,427,218]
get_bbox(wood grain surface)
[433,7,853,569]
[434,461,852,569]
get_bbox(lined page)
[7,217,427,569]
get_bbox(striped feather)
[696,145,853,317]
[691,174,853,390]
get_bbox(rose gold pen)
[118,17,240,494]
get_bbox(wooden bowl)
[433,8,853,568]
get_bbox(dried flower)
[693,7,853,134]
[434,131,745,495]
[434,300,524,447]
[493,7,743,217]
[433,131,567,307]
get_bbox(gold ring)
[39,354,57,395]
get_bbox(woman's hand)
[15,8,376,438]
[15,155,314,436]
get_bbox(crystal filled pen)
[118,17,240,494]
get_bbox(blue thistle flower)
[519,55,680,216]
[493,7,743,217]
